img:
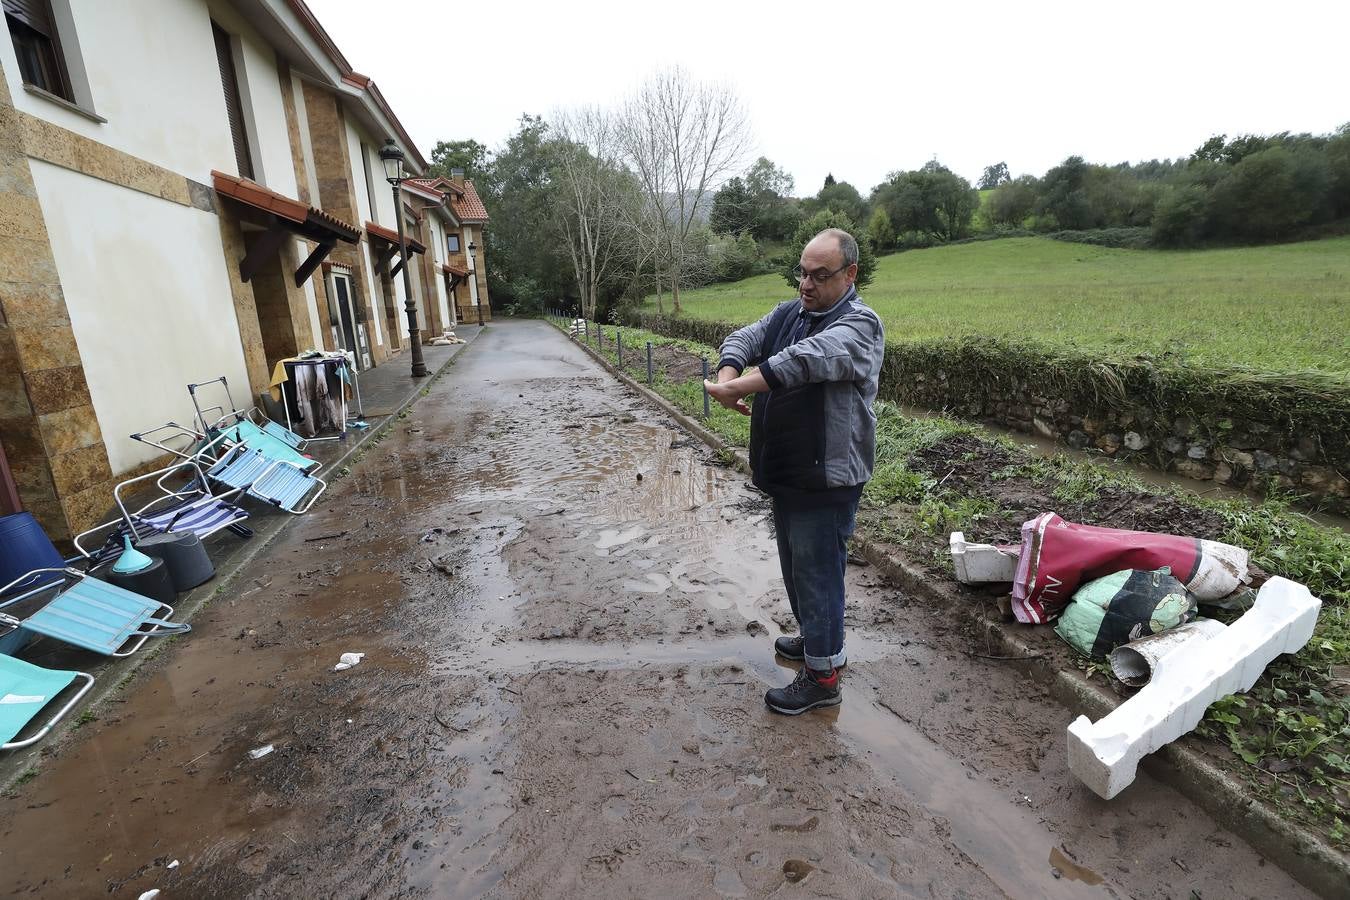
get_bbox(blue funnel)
[112,535,155,574]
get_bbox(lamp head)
[379,138,405,184]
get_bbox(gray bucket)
[135,531,215,591]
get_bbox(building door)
[330,272,371,370]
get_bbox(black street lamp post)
[378,139,427,378]
[469,241,483,326]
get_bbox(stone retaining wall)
[904,369,1347,508]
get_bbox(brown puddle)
[1050,846,1106,885]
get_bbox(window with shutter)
[4,0,73,100]
[211,21,253,180]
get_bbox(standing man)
[705,229,885,715]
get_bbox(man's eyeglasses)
[792,262,851,285]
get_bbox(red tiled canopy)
[441,262,469,278]
[365,221,426,254]
[212,171,359,242]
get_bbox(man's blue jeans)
[771,497,858,671]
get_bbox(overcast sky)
[308,0,1349,195]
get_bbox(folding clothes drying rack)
[277,353,364,443]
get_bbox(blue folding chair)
[0,655,93,750]
[0,568,190,657]
[201,442,326,514]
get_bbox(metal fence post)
[616,330,623,367]
[583,319,588,341]
[702,357,710,418]
[646,342,653,385]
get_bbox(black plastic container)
[136,532,215,591]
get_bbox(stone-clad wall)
[0,67,115,541]
[904,369,1348,508]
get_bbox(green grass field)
[661,236,1350,376]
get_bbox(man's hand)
[705,379,751,415]
[703,368,768,417]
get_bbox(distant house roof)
[449,180,489,223]
[399,179,446,204]
[407,176,464,198]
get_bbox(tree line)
[434,110,1350,318]
[985,127,1350,247]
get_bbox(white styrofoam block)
[1067,576,1321,799]
[949,531,1019,583]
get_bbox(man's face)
[796,236,857,312]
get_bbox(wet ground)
[0,320,1314,898]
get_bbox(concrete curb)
[1,333,484,794]
[555,320,1349,899]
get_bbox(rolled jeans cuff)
[804,645,847,671]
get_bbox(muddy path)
[0,320,1312,898]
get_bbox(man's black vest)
[748,297,858,506]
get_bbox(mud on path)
[0,320,1312,898]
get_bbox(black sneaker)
[773,635,847,668]
[764,667,841,715]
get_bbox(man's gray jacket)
[718,287,885,505]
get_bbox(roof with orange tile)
[408,176,464,197]
[449,180,489,223]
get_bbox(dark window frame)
[211,20,254,180]
[446,232,460,254]
[5,0,73,101]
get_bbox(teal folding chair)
[215,419,318,473]
[0,655,93,750]
[189,375,313,453]
[0,568,190,657]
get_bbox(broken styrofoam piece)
[333,652,365,672]
[1067,576,1321,799]
[949,532,1019,584]
[248,744,275,759]
[1108,618,1228,687]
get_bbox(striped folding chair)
[73,460,252,564]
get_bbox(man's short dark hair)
[817,228,858,267]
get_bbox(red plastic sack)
[1010,512,1248,624]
